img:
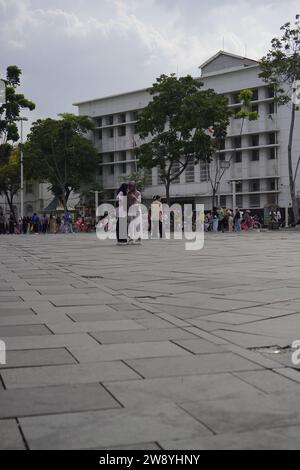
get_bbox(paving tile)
[234,370,300,394]
[173,338,226,354]
[126,352,262,378]
[0,348,76,369]
[0,324,52,337]
[2,333,99,350]
[1,361,140,389]
[0,419,26,450]
[160,425,300,450]
[0,383,120,419]
[47,319,144,334]
[19,403,211,449]
[180,394,300,434]
[105,373,262,408]
[69,341,190,363]
[91,327,197,344]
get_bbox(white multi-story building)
[72,51,298,215]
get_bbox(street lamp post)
[16,117,28,221]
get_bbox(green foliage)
[120,168,147,191]
[235,89,259,120]
[136,74,230,201]
[0,147,21,221]
[259,14,300,104]
[24,114,99,208]
[0,65,35,144]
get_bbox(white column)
[232,181,236,210]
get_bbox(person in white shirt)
[151,195,163,239]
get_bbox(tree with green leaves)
[259,14,300,224]
[0,147,20,219]
[24,114,99,210]
[207,89,259,208]
[0,65,35,221]
[136,74,230,205]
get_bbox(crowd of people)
[204,207,264,233]
[0,209,95,235]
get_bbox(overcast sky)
[0,0,299,135]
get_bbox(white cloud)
[0,0,299,130]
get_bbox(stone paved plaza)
[0,231,300,450]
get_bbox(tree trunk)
[288,103,299,225]
[212,188,216,210]
[165,181,171,207]
[4,190,17,224]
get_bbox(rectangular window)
[251,104,259,113]
[233,92,241,104]
[121,163,127,174]
[98,129,102,140]
[269,179,276,191]
[251,134,259,147]
[267,86,275,98]
[219,153,225,162]
[132,111,139,121]
[109,128,114,138]
[268,133,276,145]
[185,161,195,183]
[251,89,259,101]
[268,147,276,160]
[220,195,226,207]
[118,113,126,123]
[200,162,209,182]
[249,194,260,208]
[171,162,180,184]
[235,151,242,163]
[268,102,275,114]
[110,165,114,175]
[236,195,243,207]
[249,180,260,192]
[95,117,102,127]
[251,149,260,161]
[106,115,113,126]
[233,136,242,149]
[236,182,243,193]
[118,126,126,137]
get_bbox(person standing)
[116,183,128,245]
[31,213,39,234]
[218,207,225,232]
[64,210,73,233]
[227,209,233,233]
[212,207,219,233]
[49,213,56,234]
[55,215,61,233]
[127,181,142,244]
[234,208,241,232]
[151,195,163,239]
[41,213,48,234]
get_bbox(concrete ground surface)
[0,231,300,450]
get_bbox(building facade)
[74,51,300,213]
